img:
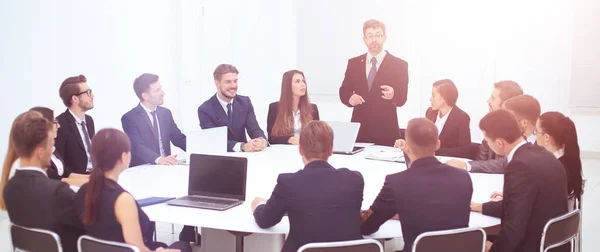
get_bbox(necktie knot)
[371,57,377,64]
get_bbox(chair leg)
[171,224,174,234]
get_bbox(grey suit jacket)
[468,139,507,174]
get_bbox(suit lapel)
[136,105,159,144]
[232,96,246,136]
[438,109,455,143]
[370,51,392,94]
[65,110,86,151]
[157,107,169,147]
[211,95,233,133]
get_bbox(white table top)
[118,145,502,239]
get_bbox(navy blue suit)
[197,94,266,152]
[254,161,364,252]
[121,104,186,167]
[361,157,473,250]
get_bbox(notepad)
[137,197,175,207]
[365,151,405,163]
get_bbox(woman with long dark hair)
[536,111,584,209]
[28,107,89,186]
[74,128,190,252]
[267,70,319,145]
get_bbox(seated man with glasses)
[56,74,96,175]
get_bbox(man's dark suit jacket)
[198,94,266,152]
[55,109,95,175]
[482,143,568,252]
[425,106,471,158]
[266,102,320,145]
[3,170,85,252]
[339,51,409,146]
[361,157,472,250]
[121,104,187,167]
[253,161,364,252]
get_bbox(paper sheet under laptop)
[185,126,228,163]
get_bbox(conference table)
[118,144,502,252]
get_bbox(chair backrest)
[10,223,62,252]
[78,235,140,252]
[412,227,485,252]
[297,239,383,252]
[540,209,580,252]
[468,142,481,160]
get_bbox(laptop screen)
[188,154,247,200]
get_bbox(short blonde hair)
[363,19,386,36]
[299,121,334,160]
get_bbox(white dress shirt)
[140,103,166,161]
[293,110,301,136]
[16,166,48,177]
[507,140,527,163]
[526,134,536,144]
[216,95,243,152]
[365,50,387,78]
[50,147,64,176]
[434,108,453,136]
[553,148,565,159]
[68,109,93,171]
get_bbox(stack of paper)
[365,150,404,163]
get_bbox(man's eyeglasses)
[365,34,385,40]
[75,89,93,97]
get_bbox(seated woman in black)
[74,128,191,252]
[29,107,88,186]
[396,79,471,158]
[267,70,319,145]
[536,111,584,210]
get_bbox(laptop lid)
[186,126,227,162]
[325,121,361,152]
[188,154,247,201]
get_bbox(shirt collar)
[507,140,527,162]
[68,109,85,124]
[140,102,157,114]
[16,166,48,177]
[216,93,233,107]
[526,134,536,144]
[304,160,334,170]
[437,107,453,120]
[554,148,565,159]
[367,50,387,64]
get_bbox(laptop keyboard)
[180,196,238,206]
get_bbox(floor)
[1,158,598,252]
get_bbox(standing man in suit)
[121,73,186,167]
[446,80,523,173]
[55,74,95,175]
[339,19,409,146]
[1,111,85,252]
[470,110,568,252]
[251,121,364,252]
[198,64,267,152]
[360,118,472,251]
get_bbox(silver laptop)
[183,126,228,165]
[167,154,247,211]
[325,121,365,155]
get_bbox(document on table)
[365,150,405,163]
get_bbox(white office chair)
[297,239,383,252]
[574,177,586,252]
[78,235,140,252]
[10,223,63,252]
[412,227,486,252]
[540,209,580,252]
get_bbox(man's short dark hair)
[405,118,439,156]
[433,79,459,107]
[133,73,159,101]
[213,64,239,81]
[479,109,522,143]
[503,95,541,125]
[494,80,523,102]
[59,75,87,107]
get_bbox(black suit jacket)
[339,51,409,146]
[253,161,364,252]
[55,110,95,175]
[266,102,320,145]
[3,170,85,252]
[121,104,187,167]
[425,106,471,158]
[482,143,568,252]
[361,157,472,250]
[198,94,266,152]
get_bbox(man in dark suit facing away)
[1,111,85,252]
[251,121,364,252]
[471,109,568,252]
[121,73,186,167]
[197,64,267,152]
[360,118,473,252]
[121,73,194,242]
[339,19,409,146]
[55,75,96,175]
